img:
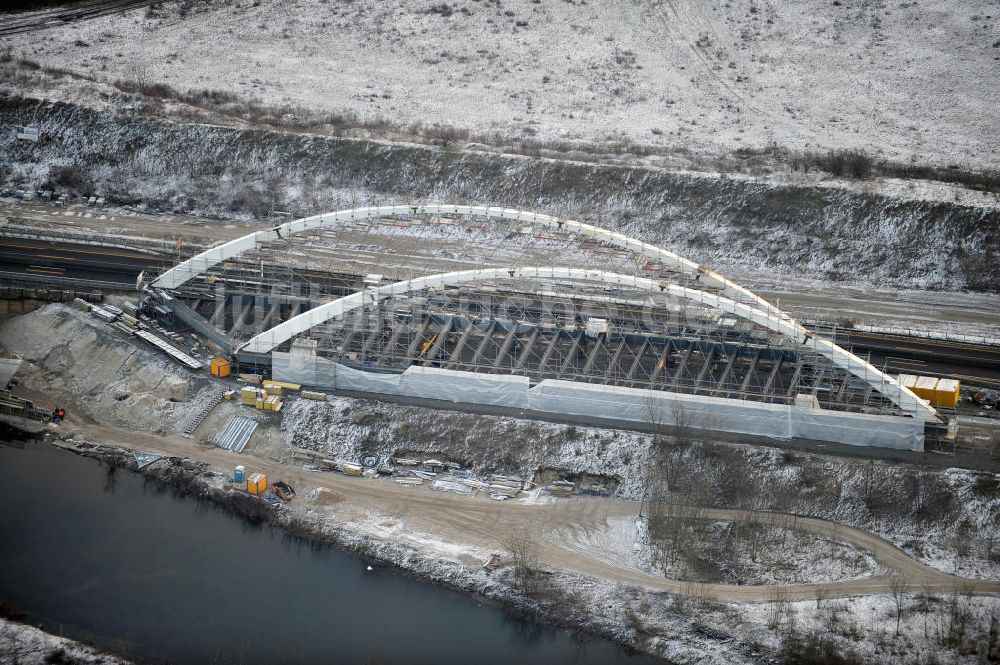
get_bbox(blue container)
[234,465,246,484]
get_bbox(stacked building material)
[214,415,258,453]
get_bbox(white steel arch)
[152,204,790,323]
[238,266,939,423]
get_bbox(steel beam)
[692,346,717,391]
[650,340,672,384]
[470,321,497,366]
[515,328,540,370]
[493,326,519,369]
[626,339,650,381]
[559,335,582,378]
[445,320,476,369]
[762,356,784,397]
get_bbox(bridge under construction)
[143,204,949,451]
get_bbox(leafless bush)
[45,163,94,194]
[889,571,909,636]
[647,502,706,571]
[504,527,542,597]
[114,78,178,99]
[767,587,791,631]
[779,626,865,664]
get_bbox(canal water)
[0,438,664,665]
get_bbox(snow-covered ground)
[2,0,997,172]
[0,618,132,665]
[280,395,1000,582]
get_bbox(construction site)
[124,204,960,454]
[0,0,998,660]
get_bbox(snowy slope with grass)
[2,0,998,172]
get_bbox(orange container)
[210,357,231,378]
[247,472,268,495]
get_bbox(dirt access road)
[58,420,1000,604]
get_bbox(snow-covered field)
[2,0,998,172]
[1,95,997,292]
[280,395,1000,582]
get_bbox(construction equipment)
[419,334,438,356]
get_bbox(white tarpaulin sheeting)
[527,379,923,450]
[271,353,923,451]
[401,366,529,408]
[528,379,794,440]
[273,354,528,407]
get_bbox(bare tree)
[644,393,667,444]
[647,500,705,573]
[888,571,909,636]
[504,527,541,597]
[670,399,693,441]
[767,587,791,631]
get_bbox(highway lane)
[834,329,1000,389]
[0,0,157,36]
[0,237,170,284]
[3,229,1000,389]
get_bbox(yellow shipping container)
[912,375,939,402]
[899,374,961,409]
[247,472,268,495]
[932,379,960,409]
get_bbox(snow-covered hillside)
[1,97,997,291]
[2,0,998,171]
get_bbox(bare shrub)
[45,163,93,193]
[779,626,865,664]
[504,527,542,597]
[889,571,909,636]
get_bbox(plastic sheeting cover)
[272,353,923,451]
[273,353,528,408]
[402,366,529,408]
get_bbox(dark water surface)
[0,439,663,665]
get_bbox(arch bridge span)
[153,204,785,318]
[148,204,941,428]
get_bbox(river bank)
[0,616,132,665]
[0,434,664,665]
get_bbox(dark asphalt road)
[0,237,170,284]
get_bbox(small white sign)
[15,126,39,142]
